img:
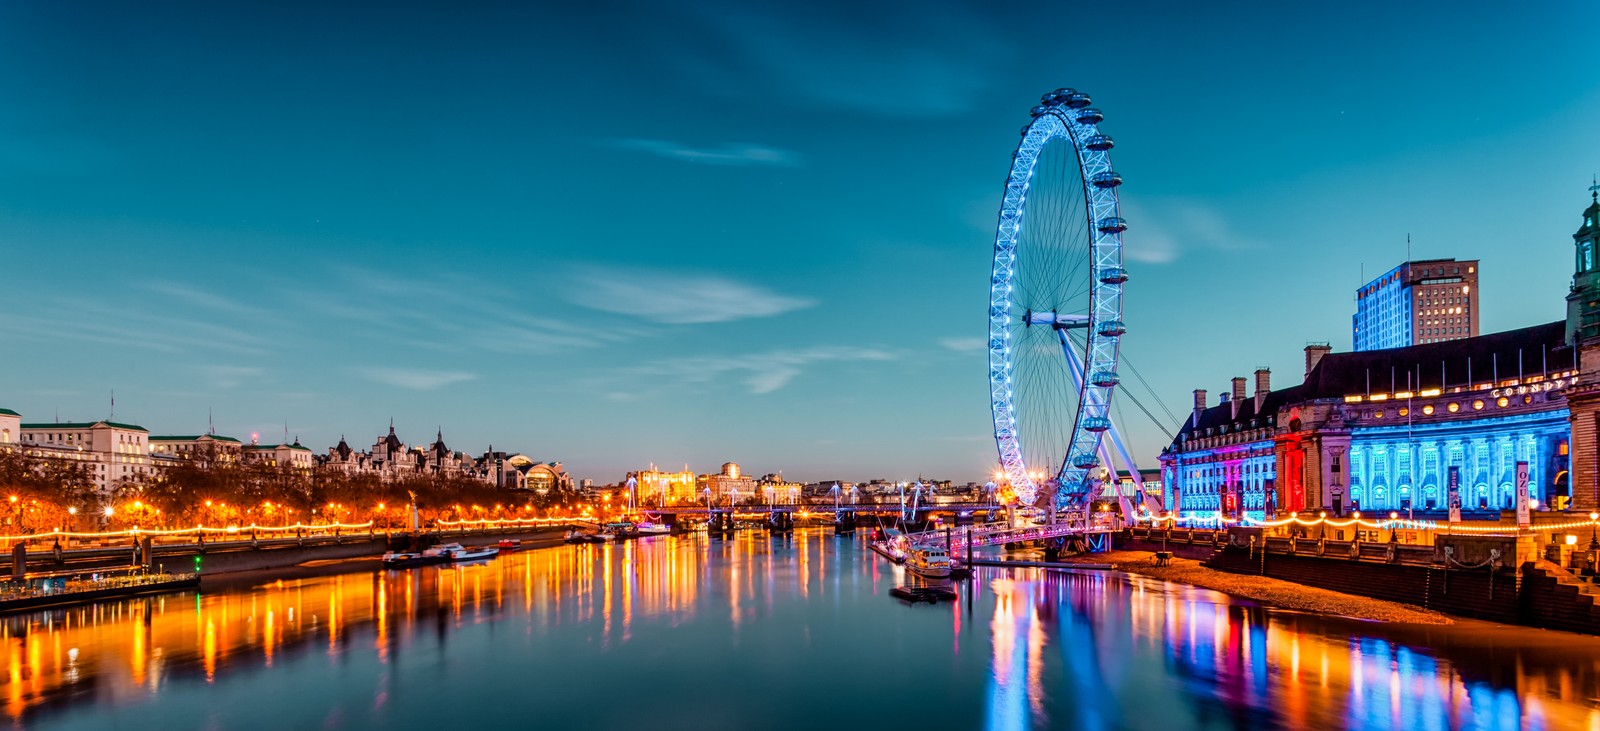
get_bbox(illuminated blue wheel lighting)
[988,88,1125,510]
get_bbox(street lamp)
[1389,511,1399,543]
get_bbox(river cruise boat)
[906,546,953,579]
[635,521,671,536]
[424,542,464,558]
[444,545,501,562]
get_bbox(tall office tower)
[1352,258,1479,351]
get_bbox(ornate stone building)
[1163,189,1597,519]
[1562,183,1600,508]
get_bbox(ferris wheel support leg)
[1054,330,1102,523]
[1060,329,1144,523]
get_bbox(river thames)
[4,529,1599,730]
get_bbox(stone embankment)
[1056,549,1454,625]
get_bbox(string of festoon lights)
[1134,510,1600,534]
[435,516,577,528]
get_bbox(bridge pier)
[833,511,856,535]
[767,510,794,534]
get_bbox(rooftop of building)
[1305,320,1566,399]
[1171,319,1570,449]
[150,434,243,443]
[245,442,313,452]
[0,408,19,417]
[19,420,148,432]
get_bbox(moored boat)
[445,545,501,561]
[381,551,440,568]
[906,546,953,579]
[424,542,464,558]
[497,538,523,551]
[635,521,671,536]
[604,521,639,539]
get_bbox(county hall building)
[1161,189,1600,519]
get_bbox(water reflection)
[1,530,1597,730]
[983,569,1600,730]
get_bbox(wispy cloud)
[566,266,816,325]
[356,368,478,391]
[1120,199,1254,264]
[288,266,616,354]
[939,336,987,353]
[0,298,271,355]
[611,139,800,167]
[606,346,895,396]
[194,365,264,389]
[141,280,272,319]
[676,2,1011,117]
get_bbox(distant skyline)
[2,1,1597,483]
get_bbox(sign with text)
[1516,461,1531,528]
[1447,466,1461,524]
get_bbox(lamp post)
[1388,511,1399,543]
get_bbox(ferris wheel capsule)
[1091,171,1123,188]
[1075,108,1104,124]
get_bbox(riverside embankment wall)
[18,526,572,578]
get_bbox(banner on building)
[1447,466,1461,524]
[1515,461,1531,528]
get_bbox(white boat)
[636,521,671,536]
[445,545,500,562]
[594,531,618,542]
[906,546,952,579]
[423,542,464,558]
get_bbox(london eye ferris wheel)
[988,87,1127,512]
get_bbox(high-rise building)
[1352,258,1479,351]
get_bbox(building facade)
[1353,258,1479,351]
[1163,327,1576,520]
[16,419,158,491]
[242,440,315,471]
[0,409,18,445]
[699,462,756,503]
[633,466,698,504]
[150,434,243,464]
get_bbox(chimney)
[1254,368,1271,411]
[1305,343,1332,379]
[1192,389,1207,425]
[1231,377,1247,403]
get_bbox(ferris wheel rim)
[987,91,1125,508]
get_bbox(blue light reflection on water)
[2,529,1597,730]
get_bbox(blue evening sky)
[2,1,1596,484]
